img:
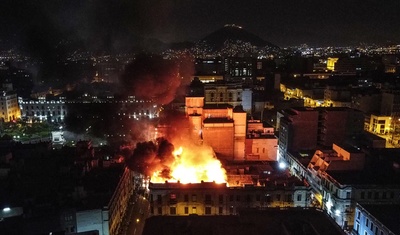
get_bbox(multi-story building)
[245,121,278,161]
[60,166,137,235]
[283,143,400,230]
[204,82,253,113]
[353,203,400,235]
[324,86,352,108]
[19,96,67,122]
[278,107,364,159]
[0,90,20,122]
[148,180,309,216]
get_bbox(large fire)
[150,146,227,184]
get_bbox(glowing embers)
[151,146,227,184]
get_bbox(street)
[119,194,150,235]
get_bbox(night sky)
[1,0,399,49]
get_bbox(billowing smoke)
[120,54,192,105]
[126,137,175,177]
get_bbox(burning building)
[148,177,309,216]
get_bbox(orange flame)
[151,145,227,184]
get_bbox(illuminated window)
[192,207,197,214]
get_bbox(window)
[370,222,373,230]
[357,211,361,219]
[297,194,302,201]
[366,218,369,227]
[382,192,387,199]
[205,194,212,202]
[346,192,351,199]
[219,195,223,203]
[236,195,240,201]
[276,194,281,201]
[219,207,223,214]
[205,207,211,215]
[170,207,176,215]
[361,192,365,199]
[184,194,189,202]
[157,195,162,203]
[184,207,189,214]
[150,206,154,214]
[192,194,197,202]
[368,192,372,199]
[229,195,234,201]
[157,207,162,215]
[192,207,197,214]
[374,192,379,199]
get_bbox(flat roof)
[143,208,345,235]
[203,104,233,109]
[360,204,400,235]
[203,117,234,123]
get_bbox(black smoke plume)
[119,54,192,105]
[126,137,175,177]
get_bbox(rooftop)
[359,204,400,235]
[143,208,345,235]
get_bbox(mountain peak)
[199,25,278,50]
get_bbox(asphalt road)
[122,194,150,235]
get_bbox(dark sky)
[1,0,400,49]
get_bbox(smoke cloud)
[120,54,193,105]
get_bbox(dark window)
[184,207,189,214]
[361,192,365,199]
[170,207,176,215]
[218,195,223,203]
[184,194,189,202]
[192,194,197,202]
[346,192,351,199]
[150,206,154,214]
[157,207,162,215]
[236,195,240,201]
[205,194,212,202]
[246,195,251,202]
[367,192,372,199]
[374,192,379,199]
[297,194,302,201]
[157,195,162,203]
[205,207,211,215]
[229,195,234,201]
[276,194,281,201]
[219,207,223,214]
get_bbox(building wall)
[245,138,277,161]
[0,91,21,122]
[19,98,67,122]
[149,183,310,217]
[202,123,234,160]
[353,204,397,235]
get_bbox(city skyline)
[1,0,400,53]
